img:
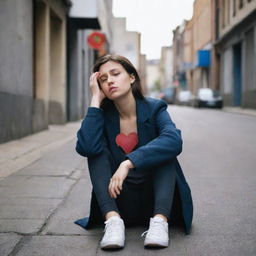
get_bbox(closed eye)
[99,77,107,82]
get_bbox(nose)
[107,75,114,84]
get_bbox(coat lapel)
[135,98,152,147]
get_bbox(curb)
[223,107,256,117]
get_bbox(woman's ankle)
[153,214,168,222]
[105,211,120,220]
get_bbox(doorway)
[232,42,242,106]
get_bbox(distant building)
[146,59,160,94]
[112,17,146,92]
[172,21,187,90]
[139,54,147,95]
[112,17,140,69]
[214,0,256,108]
[159,46,173,90]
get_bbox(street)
[1,106,256,256]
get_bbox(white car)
[194,88,223,108]
[177,90,193,105]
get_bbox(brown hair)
[93,54,145,103]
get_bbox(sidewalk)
[0,121,97,256]
[223,106,256,117]
[0,122,81,179]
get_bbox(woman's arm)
[76,72,107,157]
[126,100,182,169]
[76,107,106,157]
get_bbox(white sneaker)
[142,216,169,248]
[100,216,125,249]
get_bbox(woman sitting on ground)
[75,54,193,250]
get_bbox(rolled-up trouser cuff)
[100,201,120,218]
[153,207,171,220]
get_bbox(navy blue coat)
[75,97,193,234]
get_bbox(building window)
[239,0,243,9]
[222,0,226,28]
[233,0,236,16]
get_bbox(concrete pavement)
[1,106,256,255]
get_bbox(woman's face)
[98,61,135,100]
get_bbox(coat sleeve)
[126,100,182,169]
[75,107,106,157]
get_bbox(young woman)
[75,55,193,250]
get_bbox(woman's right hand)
[89,72,106,107]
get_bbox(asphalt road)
[1,106,256,256]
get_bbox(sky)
[112,0,194,59]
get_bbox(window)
[239,0,243,9]
[233,0,236,16]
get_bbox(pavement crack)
[37,177,81,235]
[7,236,32,256]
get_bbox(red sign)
[87,32,106,49]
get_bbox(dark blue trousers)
[88,158,176,226]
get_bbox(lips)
[109,87,118,93]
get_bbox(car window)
[213,91,220,97]
[198,89,212,97]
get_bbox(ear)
[130,74,135,84]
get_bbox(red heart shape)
[115,132,138,154]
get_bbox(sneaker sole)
[144,243,168,248]
[101,244,124,250]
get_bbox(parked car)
[193,88,223,108]
[159,87,177,104]
[177,90,194,106]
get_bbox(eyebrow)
[99,68,120,79]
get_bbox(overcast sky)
[112,0,194,59]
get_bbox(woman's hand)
[89,72,106,107]
[108,160,134,198]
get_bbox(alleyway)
[1,106,256,256]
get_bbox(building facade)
[0,0,114,143]
[215,0,256,108]
[172,21,187,89]
[67,0,113,121]
[172,0,214,95]
[0,0,71,143]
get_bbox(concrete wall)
[34,0,68,126]
[48,10,66,124]
[0,0,69,143]
[0,0,33,143]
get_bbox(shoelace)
[141,220,166,237]
[103,219,122,237]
